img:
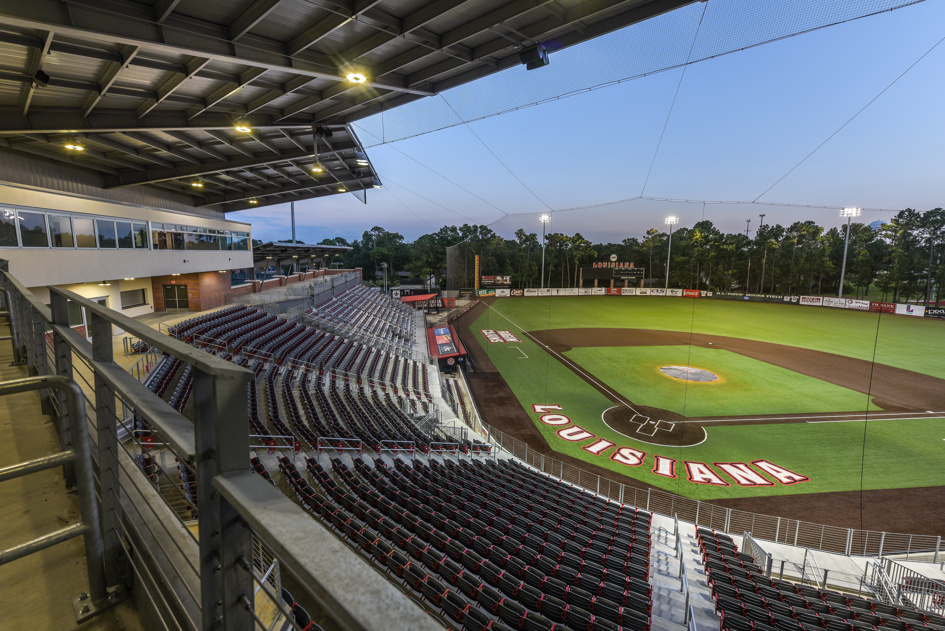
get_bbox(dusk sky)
[238,0,945,245]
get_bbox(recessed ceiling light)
[311,164,324,173]
[346,72,367,84]
[249,198,259,204]
[64,138,85,151]
[191,179,204,188]
[123,277,135,280]
[171,273,181,276]
[373,184,382,189]
[356,159,369,166]
[233,119,252,133]
[97,280,111,286]
[337,186,347,192]
[218,270,227,273]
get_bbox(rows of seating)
[308,285,414,348]
[250,455,275,485]
[700,528,945,631]
[279,454,651,631]
[445,377,472,423]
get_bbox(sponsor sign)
[895,304,926,317]
[667,288,682,297]
[538,288,552,296]
[926,307,945,319]
[477,289,495,297]
[564,288,579,296]
[578,288,592,295]
[870,301,895,313]
[606,288,622,296]
[497,330,521,343]
[683,289,700,298]
[433,327,458,355]
[800,296,823,306]
[591,287,605,295]
[822,297,845,309]
[621,287,636,296]
[480,329,504,344]
[637,288,650,296]
[474,255,479,291]
[845,299,869,311]
[496,288,510,297]
[650,288,667,296]
[524,288,538,296]
[480,275,511,287]
[510,289,524,297]
[391,289,401,299]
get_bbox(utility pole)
[745,218,751,238]
[759,213,766,229]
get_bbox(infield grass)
[563,345,876,417]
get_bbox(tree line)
[317,208,945,304]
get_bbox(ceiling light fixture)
[171,273,181,276]
[356,159,369,166]
[346,72,367,84]
[64,137,85,151]
[123,277,135,281]
[337,185,347,192]
[191,179,204,188]
[248,198,259,204]
[233,119,252,133]
[97,280,111,286]
[311,163,324,173]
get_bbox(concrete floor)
[0,326,143,630]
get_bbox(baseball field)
[454,296,945,533]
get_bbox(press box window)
[96,219,117,248]
[49,215,75,248]
[116,221,134,248]
[120,288,148,309]
[0,209,18,247]
[18,211,49,248]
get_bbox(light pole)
[838,207,861,298]
[665,216,678,290]
[381,261,388,294]
[539,214,551,289]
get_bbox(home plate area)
[603,405,706,446]
[627,414,674,437]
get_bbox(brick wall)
[195,271,232,310]
[151,274,200,312]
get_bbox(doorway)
[163,285,189,311]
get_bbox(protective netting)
[354,0,924,146]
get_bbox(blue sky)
[239,0,945,245]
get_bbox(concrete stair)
[648,514,721,631]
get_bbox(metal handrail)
[0,375,125,622]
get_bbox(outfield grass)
[564,345,875,417]
[469,297,945,499]
[473,296,945,380]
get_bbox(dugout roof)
[0,0,696,212]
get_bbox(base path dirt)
[453,301,945,537]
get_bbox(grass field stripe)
[691,410,945,423]
[483,302,640,414]
[806,416,945,424]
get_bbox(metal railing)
[0,259,440,631]
[883,558,945,615]
[868,560,902,606]
[743,531,774,576]
[472,412,944,560]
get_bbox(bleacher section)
[280,454,653,631]
[699,529,945,631]
[305,285,416,354]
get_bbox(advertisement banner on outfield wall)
[478,289,496,297]
[800,296,823,306]
[511,289,524,297]
[538,288,552,296]
[621,288,636,296]
[667,288,682,297]
[650,288,666,296]
[926,307,945,319]
[845,299,869,310]
[579,288,592,295]
[822,297,845,309]
[591,287,605,295]
[703,291,714,297]
[606,288,621,296]
[564,288,578,296]
[870,301,895,313]
[683,289,700,298]
[638,288,650,295]
[895,304,926,317]
[524,288,538,297]
[715,292,787,303]
[496,289,510,297]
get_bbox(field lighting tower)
[838,207,861,298]
[539,214,551,289]
[381,261,388,294]
[665,216,679,290]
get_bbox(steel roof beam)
[229,0,288,41]
[137,57,212,119]
[82,45,140,118]
[20,31,53,117]
[19,133,148,172]
[164,131,228,162]
[154,0,182,24]
[81,134,176,169]
[0,108,311,134]
[187,68,267,119]
[0,0,435,96]
[121,132,203,165]
[199,174,366,206]
[205,130,255,159]
[287,0,383,56]
[102,141,356,188]
[0,138,119,175]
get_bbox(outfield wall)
[486,287,943,319]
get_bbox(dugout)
[427,325,467,373]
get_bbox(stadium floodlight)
[539,214,551,289]
[838,207,861,297]
[665,216,679,290]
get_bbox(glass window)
[96,219,116,248]
[184,233,199,250]
[49,215,75,248]
[233,237,249,251]
[74,217,96,248]
[120,288,147,309]
[133,223,148,248]
[0,208,19,247]
[67,300,83,327]
[18,211,48,247]
[170,232,184,250]
[116,221,134,248]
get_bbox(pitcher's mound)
[660,366,718,382]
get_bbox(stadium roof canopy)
[252,241,351,264]
[0,0,696,213]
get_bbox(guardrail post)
[49,291,76,487]
[878,531,885,558]
[845,528,853,556]
[90,311,127,587]
[194,366,253,631]
[724,508,731,534]
[934,537,940,563]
